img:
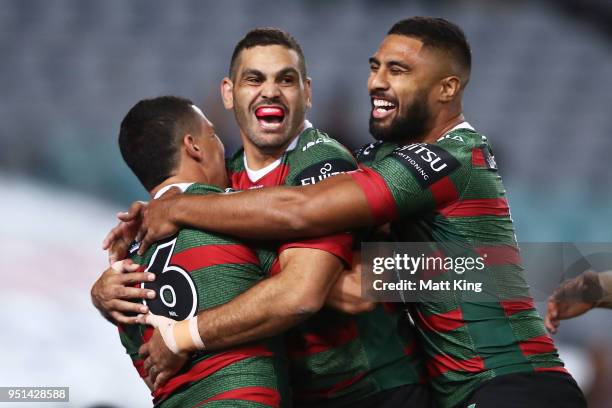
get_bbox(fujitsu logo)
[398,144,449,172]
[300,162,345,185]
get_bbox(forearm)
[194,274,315,351]
[173,174,373,240]
[597,270,612,308]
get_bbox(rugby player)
[96,28,429,407]
[111,96,289,407]
[545,270,612,333]
[118,18,587,408]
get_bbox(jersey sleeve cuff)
[278,233,354,267]
[349,166,398,224]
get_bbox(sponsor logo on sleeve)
[481,146,498,170]
[297,159,357,185]
[390,143,460,188]
[354,141,383,163]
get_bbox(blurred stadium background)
[1,0,611,406]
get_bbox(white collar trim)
[153,182,194,199]
[244,120,312,182]
[447,121,474,134]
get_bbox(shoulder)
[286,127,358,186]
[226,148,245,173]
[292,127,356,162]
[184,183,224,196]
[355,140,397,165]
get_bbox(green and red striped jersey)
[119,183,289,408]
[351,123,566,408]
[228,125,425,407]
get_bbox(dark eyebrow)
[387,60,411,70]
[240,69,264,78]
[369,57,380,65]
[276,67,300,78]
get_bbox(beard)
[369,92,431,143]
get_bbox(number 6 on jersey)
[141,238,198,320]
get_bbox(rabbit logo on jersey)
[391,143,460,188]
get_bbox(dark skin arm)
[132,174,373,255]
[139,247,344,388]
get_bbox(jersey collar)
[244,120,312,182]
[153,182,194,199]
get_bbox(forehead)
[236,45,301,74]
[373,34,428,65]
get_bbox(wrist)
[163,316,205,354]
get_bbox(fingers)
[118,201,148,222]
[545,297,560,334]
[120,272,155,286]
[111,260,138,273]
[154,371,171,390]
[110,310,144,325]
[139,343,150,360]
[102,223,123,250]
[138,232,154,256]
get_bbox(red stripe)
[288,320,359,358]
[170,244,259,271]
[416,308,464,332]
[427,354,485,377]
[535,366,568,374]
[439,198,510,218]
[349,166,399,223]
[279,233,353,267]
[430,176,459,208]
[519,335,557,356]
[475,245,522,267]
[231,164,290,189]
[154,345,272,400]
[142,326,154,343]
[421,249,448,279]
[191,386,280,408]
[295,372,367,399]
[269,258,281,276]
[133,359,147,379]
[500,297,535,316]
[472,147,486,167]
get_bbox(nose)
[368,68,389,93]
[260,79,281,100]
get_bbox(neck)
[240,122,304,170]
[149,168,213,199]
[404,105,465,145]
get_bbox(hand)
[102,201,148,264]
[90,260,156,325]
[137,188,182,256]
[139,314,189,389]
[325,252,375,314]
[545,270,603,334]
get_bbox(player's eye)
[369,63,379,72]
[244,76,262,84]
[280,75,296,85]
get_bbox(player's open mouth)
[255,106,286,130]
[372,98,396,120]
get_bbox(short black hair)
[229,27,307,80]
[388,17,471,76]
[118,96,200,191]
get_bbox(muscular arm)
[192,247,343,351]
[138,174,373,251]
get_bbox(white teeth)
[373,99,395,108]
